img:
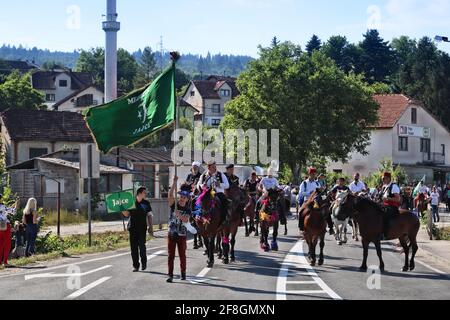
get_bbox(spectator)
[0,197,13,267]
[430,186,440,223]
[122,187,153,272]
[167,177,194,283]
[22,198,38,257]
[445,184,450,213]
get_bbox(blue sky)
[1,0,450,56]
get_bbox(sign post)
[80,143,100,247]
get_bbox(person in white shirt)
[349,173,367,194]
[259,168,279,194]
[197,161,230,222]
[430,186,440,223]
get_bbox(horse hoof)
[223,259,229,265]
[318,260,324,266]
[207,262,214,268]
[193,245,199,250]
[359,266,368,272]
[342,240,347,244]
[231,257,236,263]
[245,233,249,237]
[284,231,288,236]
[402,266,409,272]
[310,261,316,267]
[409,265,415,271]
[337,241,342,246]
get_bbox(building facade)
[328,94,450,185]
[53,85,105,112]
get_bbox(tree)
[306,35,322,54]
[76,47,139,94]
[0,71,44,111]
[221,42,379,183]
[321,35,360,74]
[359,30,397,84]
[134,46,157,88]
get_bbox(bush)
[35,232,65,254]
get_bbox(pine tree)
[306,35,322,54]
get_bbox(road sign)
[80,143,100,179]
[105,189,136,214]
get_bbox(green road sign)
[105,189,136,214]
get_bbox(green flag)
[84,63,176,153]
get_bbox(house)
[31,69,103,109]
[53,85,104,112]
[0,109,93,166]
[181,75,239,127]
[7,149,132,211]
[0,59,39,75]
[328,94,450,185]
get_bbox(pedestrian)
[167,177,194,283]
[430,186,440,223]
[122,187,153,272]
[22,198,38,257]
[446,184,450,213]
[0,196,15,267]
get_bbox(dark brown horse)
[259,189,281,252]
[416,193,430,218]
[338,194,420,272]
[243,194,256,237]
[299,190,328,266]
[195,188,226,268]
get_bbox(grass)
[434,227,450,241]
[5,231,154,268]
[41,209,88,226]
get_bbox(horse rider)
[197,160,230,223]
[349,173,367,195]
[258,167,279,197]
[414,181,430,209]
[330,177,350,199]
[299,168,332,234]
[379,172,401,239]
[244,171,259,200]
[224,164,240,188]
[317,173,327,190]
[186,161,202,195]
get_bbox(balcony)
[422,152,445,165]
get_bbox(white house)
[53,85,105,112]
[328,94,450,185]
[182,76,239,127]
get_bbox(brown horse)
[259,189,281,252]
[300,190,328,266]
[214,185,248,264]
[195,188,226,268]
[416,193,430,218]
[338,194,420,272]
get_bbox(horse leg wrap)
[222,236,230,245]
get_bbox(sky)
[1,0,450,57]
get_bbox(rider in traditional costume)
[224,164,240,188]
[298,168,321,231]
[379,172,401,239]
[186,162,202,195]
[196,160,230,223]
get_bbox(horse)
[416,193,430,218]
[243,193,257,237]
[194,188,227,268]
[259,189,281,252]
[189,197,204,250]
[214,185,248,264]
[254,189,264,237]
[300,190,328,266]
[338,194,420,272]
[331,190,351,245]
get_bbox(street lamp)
[31,171,61,237]
[435,35,449,42]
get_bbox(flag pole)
[171,52,180,213]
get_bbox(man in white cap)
[186,161,202,194]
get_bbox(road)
[0,216,449,300]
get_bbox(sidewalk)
[40,220,168,237]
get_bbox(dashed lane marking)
[64,277,112,300]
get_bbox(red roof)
[373,94,414,129]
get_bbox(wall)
[183,83,203,114]
[57,87,105,112]
[14,141,84,165]
[327,129,393,177]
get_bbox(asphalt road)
[0,216,449,300]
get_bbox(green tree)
[134,46,157,88]
[306,35,322,54]
[0,71,44,111]
[359,30,397,84]
[221,42,379,183]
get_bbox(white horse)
[331,190,350,245]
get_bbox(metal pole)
[57,181,61,237]
[88,145,93,247]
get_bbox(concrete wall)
[328,129,393,177]
[183,83,203,114]
[57,87,105,112]
[12,141,84,165]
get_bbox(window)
[442,144,446,157]
[29,148,48,159]
[220,89,231,97]
[46,94,55,102]
[59,80,68,87]
[132,165,155,198]
[398,137,408,152]
[420,138,431,153]
[77,94,94,107]
[83,175,122,194]
[190,91,195,97]
[159,166,170,198]
[411,108,417,124]
[211,119,221,126]
[212,104,221,113]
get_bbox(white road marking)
[276,240,343,300]
[415,259,446,275]
[147,250,165,261]
[64,277,111,300]
[25,265,112,280]
[189,267,213,284]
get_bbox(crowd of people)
[0,197,40,268]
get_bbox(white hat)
[192,161,201,167]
